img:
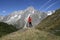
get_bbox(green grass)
[0,22,18,37]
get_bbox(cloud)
[2,10,6,13]
[40,0,52,10]
[45,1,57,11]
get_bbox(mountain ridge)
[0,6,48,29]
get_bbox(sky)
[0,0,60,16]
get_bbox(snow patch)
[47,11,52,15]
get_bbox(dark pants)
[28,22,32,27]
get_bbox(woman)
[28,16,32,27]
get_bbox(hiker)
[28,16,32,27]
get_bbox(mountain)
[0,8,60,40]
[2,6,48,29]
[0,22,18,37]
[0,16,4,21]
[36,9,60,36]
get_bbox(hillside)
[0,9,60,40]
[0,22,18,37]
[36,9,60,36]
[0,28,60,40]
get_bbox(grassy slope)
[0,22,18,37]
[0,28,60,40]
[36,9,60,36]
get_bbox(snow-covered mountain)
[47,10,55,15]
[1,6,53,29]
[0,16,4,21]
